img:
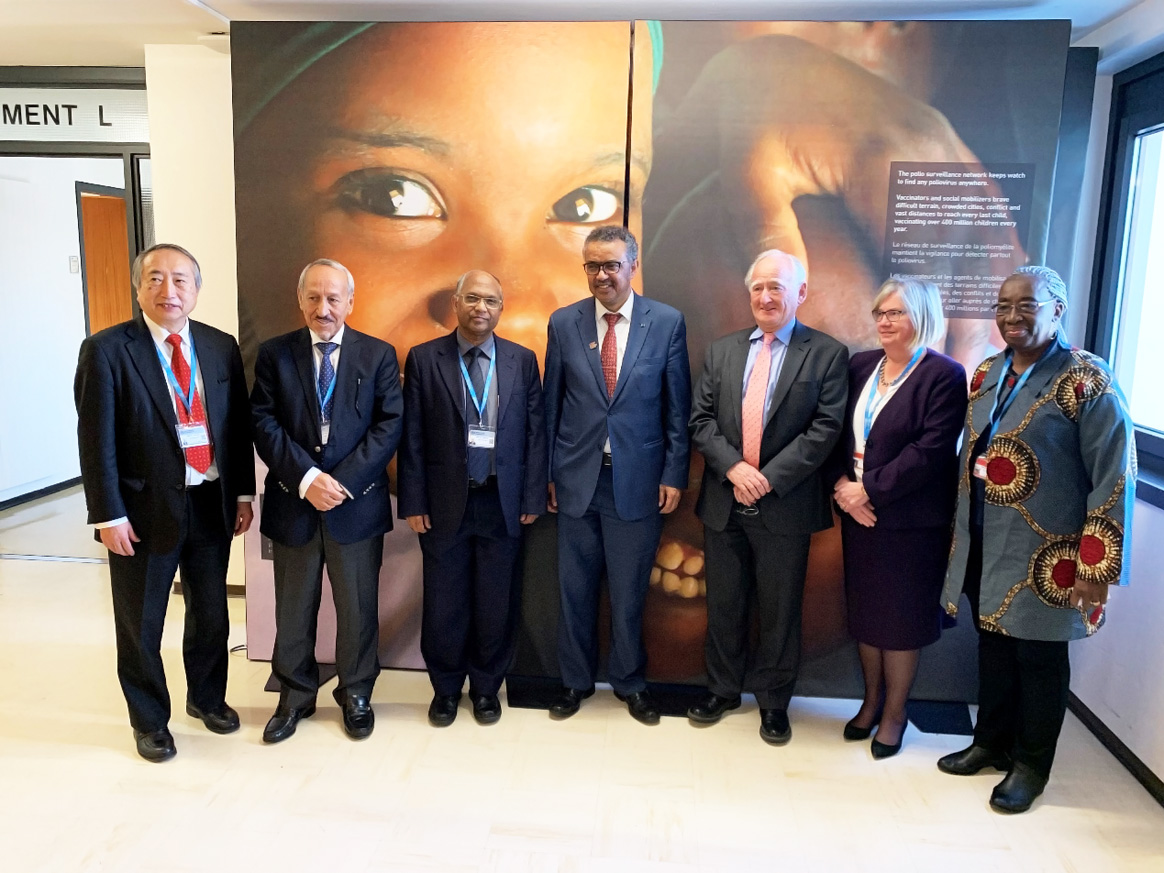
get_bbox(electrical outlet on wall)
[68,256,79,273]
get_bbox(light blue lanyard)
[154,333,198,415]
[315,352,337,422]
[863,347,924,440]
[458,351,496,423]
[983,340,1057,444]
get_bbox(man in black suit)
[398,271,547,727]
[251,259,403,743]
[688,250,848,745]
[75,243,255,762]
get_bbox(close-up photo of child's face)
[237,21,654,370]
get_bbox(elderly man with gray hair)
[251,258,403,744]
[937,265,1136,813]
[688,249,848,745]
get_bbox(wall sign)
[0,89,149,143]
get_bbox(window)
[1090,50,1164,508]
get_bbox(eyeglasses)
[583,260,625,276]
[871,308,906,323]
[990,299,1056,317]
[458,293,502,310]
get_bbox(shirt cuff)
[298,467,322,499]
[94,517,128,529]
[237,496,255,503]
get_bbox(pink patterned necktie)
[742,333,774,468]
[601,312,620,397]
[166,333,213,474]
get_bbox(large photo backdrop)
[231,19,1071,700]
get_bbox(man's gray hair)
[584,225,639,265]
[745,249,807,289]
[872,276,947,352]
[1010,265,1068,310]
[454,269,503,297]
[131,243,202,290]
[297,258,355,297]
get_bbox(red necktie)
[742,333,774,469]
[601,312,620,398]
[166,333,213,474]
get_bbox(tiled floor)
[1,489,1162,872]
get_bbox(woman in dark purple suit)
[831,278,968,759]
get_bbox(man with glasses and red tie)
[75,243,256,762]
[688,250,848,745]
[251,259,402,744]
[398,271,547,728]
[543,225,691,725]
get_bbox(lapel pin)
[589,341,597,349]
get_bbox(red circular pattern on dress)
[987,456,1016,485]
[1051,559,1076,588]
[1074,381,1086,398]
[1079,534,1106,566]
[971,371,985,393]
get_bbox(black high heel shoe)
[843,708,882,741]
[870,717,906,759]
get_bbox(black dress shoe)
[871,736,903,760]
[687,692,742,725]
[937,744,1012,776]
[428,694,460,727]
[342,694,374,739]
[989,763,1047,814]
[549,686,594,719]
[185,702,240,735]
[759,709,792,745]
[615,690,660,726]
[133,728,176,762]
[471,693,502,726]
[843,709,881,741]
[262,702,316,744]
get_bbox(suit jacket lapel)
[765,322,809,425]
[125,318,181,447]
[611,295,651,405]
[332,328,360,432]
[495,336,517,424]
[188,321,226,445]
[724,331,750,442]
[574,303,607,401]
[294,328,323,441]
[436,332,466,423]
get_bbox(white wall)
[1068,0,1164,779]
[143,43,238,336]
[144,43,245,583]
[0,155,124,504]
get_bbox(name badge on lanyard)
[853,450,865,478]
[459,349,496,441]
[468,426,496,448]
[177,422,210,448]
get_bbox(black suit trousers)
[271,524,383,709]
[419,481,523,697]
[107,480,231,732]
[703,510,811,710]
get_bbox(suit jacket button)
[314,446,322,453]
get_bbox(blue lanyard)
[983,341,1056,444]
[316,352,337,422]
[863,347,924,440]
[458,350,496,422]
[154,333,198,415]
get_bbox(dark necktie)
[316,341,337,421]
[601,312,620,398]
[465,347,491,485]
[166,333,213,474]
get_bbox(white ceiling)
[0,0,1146,67]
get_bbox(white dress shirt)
[298,325,352,499]
[596,293,634,453]
[850,352,923,482]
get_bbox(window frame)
[1088,50,1164,510]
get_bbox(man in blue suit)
[544,225,692,724]
[398,271,547,728]
[251,259,403,743]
